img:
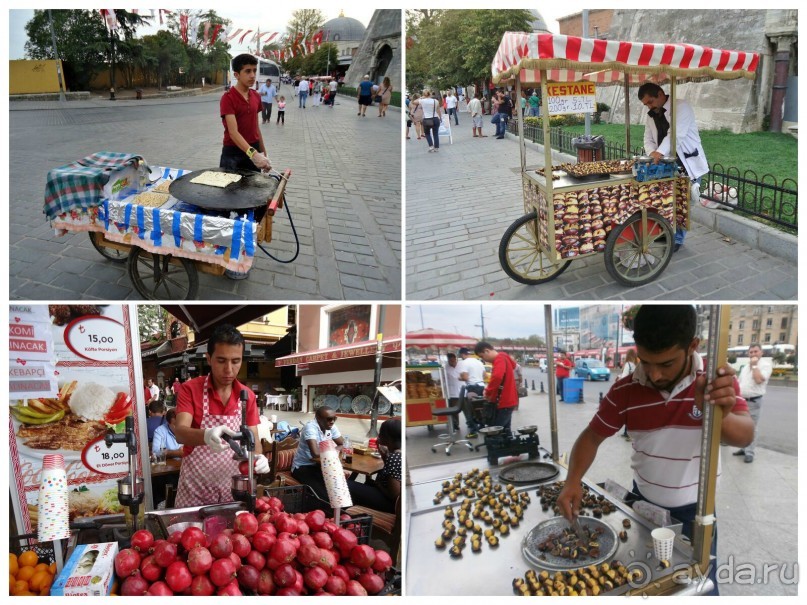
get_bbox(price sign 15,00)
[64,316,127,362]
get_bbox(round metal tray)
[479,425,504,436]
[522,516,618,571]
[497,461,559,485]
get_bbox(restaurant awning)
[161,305,283,343]
[275,338,402,367]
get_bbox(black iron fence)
[509,121,798,233]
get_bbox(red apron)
[175,375,241,508]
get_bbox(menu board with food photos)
[8,304,144,536]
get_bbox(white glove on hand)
[253,454,270,474]
[204,425,237,453]
[250,151,271,171]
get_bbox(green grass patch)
[562,124,797,185]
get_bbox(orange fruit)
[18,550,38,568]
[48,562,57,575]
[16,567,35,583]
[12,580,29,596]
[34,563,49,573]
[9,554,19,576]
[9,573,16,593]
[30,571,51,592]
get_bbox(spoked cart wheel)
[89,232,127,263]
[499,211,572,284]
[604,210,674,287]
[127,246,199,300]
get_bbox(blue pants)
[496,113,509,137]
[676,175,702,245]
[423,117,440,149]
[448,107,459,125]
[299,91,308,107]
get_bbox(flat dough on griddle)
[190,171,243,188]
[133,191,170,207]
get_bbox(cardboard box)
[51,542,118,596]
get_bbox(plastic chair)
[430,405,473,455]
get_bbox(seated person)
[151,409,184,459]
[348,418,401,513]
[291,406,344,503]
[146,400,167,443]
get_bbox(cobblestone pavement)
[10,93,401,300]
[405,119,797,301]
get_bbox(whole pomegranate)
[130,529,155,553]
[120,574,149,596]
[187,546,213,576]
[181,526,207,552]
[233,512,259,536]
[152,540,178,567]
[209,558,237,587]
[208,532,233,559]
[165,561,193,593]
[190,574,215,597]
[139,554,163,583]
[147,581,174,596]
[114,548,141,578]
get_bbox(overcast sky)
[404,304,589,340]
[6,5,599,60]
[8,7,378,60]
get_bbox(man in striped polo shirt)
[558,305,753,595]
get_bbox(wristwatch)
[246,146,256,158]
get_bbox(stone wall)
[603,9,773,134]
[344,10,401,90]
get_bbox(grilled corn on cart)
[492,33,759,286]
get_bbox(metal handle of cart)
[256,169,300,264]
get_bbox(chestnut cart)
[492,33,759,286]
[48,163,296,300]
[406,305,733,596]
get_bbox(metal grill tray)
[522,516,618,571]
[498,461,559,485]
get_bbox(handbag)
[517,386,528,398]
[375,95,382,103]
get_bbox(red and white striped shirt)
[589,353,748,508]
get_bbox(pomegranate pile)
[114,496,392,596]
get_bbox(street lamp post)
[47,10,66,103]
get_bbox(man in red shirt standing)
[555,351,574,401]
[219,54,271,173]
[173,324,270,508]
[474,341,518,431]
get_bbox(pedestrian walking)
[258,78,277,124]
[410,94,424,139]
[418,89,442,153]
[298,77,310,108]
[446,90,459,126]
[733,343,772,463]
[377,76,393,117]
[468,91,486,138]
[357,75,373,117]
[276,96,286,125]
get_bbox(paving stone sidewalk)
[405,118,797,300]
[10,93,401,301]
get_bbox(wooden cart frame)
[87,168,291,299]
[491,33,759,287]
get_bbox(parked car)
[575,358,610,381]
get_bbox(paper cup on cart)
[651,527,675,561]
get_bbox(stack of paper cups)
[319,440,352,509]
[38,454,71,542]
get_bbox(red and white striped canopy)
[492,33,759,86]
[405,328,478,350]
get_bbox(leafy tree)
[138,305,167,343]
[24,9,108,90]
[406,9,532,93]
[286,9,326,43]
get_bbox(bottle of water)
[342,436,353,464]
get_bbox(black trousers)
[261,102,273,123]
[219,142,260,172]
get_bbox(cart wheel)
[89,232,126,263]
[127,247,199,300]
[499,211,572,284]
[604,210,674,287]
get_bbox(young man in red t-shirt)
[475,341,518,431]
[555,352,574,401]
[173,324,269,508]
[219,54,271,173]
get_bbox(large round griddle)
[498,461,559,485]
[522,516,618,571]
[169,168,279,211]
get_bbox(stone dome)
[323,14,366,42]
[528,10,550,33]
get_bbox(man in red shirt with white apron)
[173,324,269,508]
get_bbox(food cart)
[404,329,477,431]
[406,305,731,596]
[45,155,298,300]
[492,33,759,286]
